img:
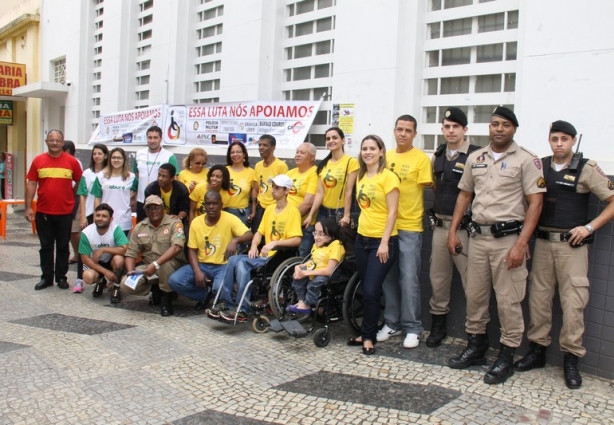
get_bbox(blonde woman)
[178,148,209,193]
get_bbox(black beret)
[492,106,519,127]
[550,120,577,137]
[442,107,468,127]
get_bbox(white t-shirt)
[80,169,99,217]
[133,148,176,203]
[79,223,129,263]
[91,172,137,231]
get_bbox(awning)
[11,81,68,101]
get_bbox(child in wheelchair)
[286,218,345,315]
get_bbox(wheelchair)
[267,254,362,347]
[208,248,302,330]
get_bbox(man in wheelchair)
[210,174,302,323]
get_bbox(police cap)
[550,120,577,137]
[442,107,468,127]
[492,106,519,127]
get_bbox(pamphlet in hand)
[124,271,144,290]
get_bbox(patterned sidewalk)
[0,209,612,424]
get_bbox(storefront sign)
[0,62,26,96]
[0,101,13,125]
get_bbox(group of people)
[23,107,613,391]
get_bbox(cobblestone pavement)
[1,210,613,424]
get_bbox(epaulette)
[520,146,539,158]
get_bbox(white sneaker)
[403,333,420,349]
[376,324,403,342]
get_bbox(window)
[138,60,151,70]
[294,44,312,59]
[440,77,470,94]
[137,45,151,56]
[318,0,333,9]
[507,10,519,29]
[476,43,503,63]
[95,7,104,17]
[94,59,102,68]
[195,61,221,74]
[136,90,150,100]
[314,63,331,78]
[441,47,470,66]
[425,107,437,123]
[93,97,100,106]
[95,21,103,29]
[472,136,491,147]
[54,58,66,83]
[93,71,101,80]
[423,135,436,151]
[139,14,153,26]
[506,42,517,60]
[140,0,153,12]
[313,110,329,125]
[94,33,103,43]
[93,84,101,93]
[444,0,472,9]
[443,18,472,37]
[478,13,505,33]
[296,22,313,36]
[474,105,499,123]
[315,40,332,55]
[94,46,102,55]
[426,79,438,95]
[430,0,442,11]
[428,51,440,67]
[317,17,333,32]
[293,66,312,81]
[475,74,501,93]
[292,89,311,100]
[504,73,516,92]
[92,110,101,119]
[297,0,315,14]
[198,27,216,39]
[429,22,441,39]
[138,29,152,41]
[136,75,150,85]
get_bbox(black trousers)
[35,212,73,283]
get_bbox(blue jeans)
[317,206,339,224]
[382,230,423,334]
[355,234,399,341]
[299,224,315,258]
[168,263,227,302]
[224,207,249,227]
[219,254,268,313]
[292,275,329,307]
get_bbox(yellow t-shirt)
[177,169,209,193]
[160,188,172,214]
[190,182,231,217]
[226,166,256,209]
[303,240,345,280]
[386,148,433,232]
[356,169,400,238]
[319,155,359,208]
[254,158,289,208]
[188,211,250,264]
[257,203,303,257]
[287,165,318,222]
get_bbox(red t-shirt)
[27,152,83,215]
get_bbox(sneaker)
[219,309,248,323]
[403,333,420,349]
[92,279,104,298]
[376,324,403,342]
[110,286,121,304]
[206,303,228,319]
[72,279,84,294]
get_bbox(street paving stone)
[1,210,614,424]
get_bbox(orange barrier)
[0,199,37,240]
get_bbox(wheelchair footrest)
[280,319,308,338]
[268,319,285,333]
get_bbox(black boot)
[149,284,161,306]
[563,353,582,389]
[426,314,447,348]
[514,342,547,371]
[448,333,489,369]
[484,344,516,384]
[160,291,174,317]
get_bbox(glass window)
[427,79,438,95]
[478,13,505,33]
[310,134,326,147]
[314,64,330,78]
[471,136,491,147]
[443,18,472,37]
[428,51,440,67]
[474,105,498,123]
[313,87,329,99]
[287,26,294,38]
[429,22,441,39]
[444,0,472,9]
[506,42,517,60]
[507,10,519,29]
[297,0,315,14]
[441,47,471,66]
[440,77,470,94]
[293,66,312,81]
[287,4,295,17]
[504,73,516,92]
[430,0,442,11]
[317,17,332,32]
[318,0,333,9]
[315,40,331,55]
[294,44,313,58]
[292,89,311,100]
[425,107,437,123]
[476,43,503,63]
[423,135,436,151]
[475,74,501,93]
[313,110,329,125]
[296,22,313,36]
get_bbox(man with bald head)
[25,130,83,290]
[287,142,318,256]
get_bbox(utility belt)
[536,229,593,247]
[467,220,523,238]
[427,209,468,231]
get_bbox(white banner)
[89,105,165,146]
[163,100,322,148]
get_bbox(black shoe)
[34,279,53,290]
[195,300,208,310]
[448,333,489,369]
[484,345,516,384]
[56,278,69,290]
[160,291,174,317]
[564,353,582,389]
[92,280,104,298]
[110,286,121,304]
[149,284,161,306]
[426,314,447,348]
[514,342,547,372]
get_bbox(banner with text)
[89,105,165,145]
[162,100,322,148]
[0,61,26,96]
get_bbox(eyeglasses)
[111,156,124,161]
[312,231,330,237]
[193,162,205,166]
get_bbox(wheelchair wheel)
[252,315,270,333]
[313,328,331,348]
[343,272,385,335]
[268,256,304,318]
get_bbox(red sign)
[0,62,27,96]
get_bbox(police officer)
[120,195,186,316]
[446,106,545,385]
[514,120,614,389]
[426,107,480,347]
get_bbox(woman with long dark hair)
[189,164,231,223]
[225,141,257,226]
